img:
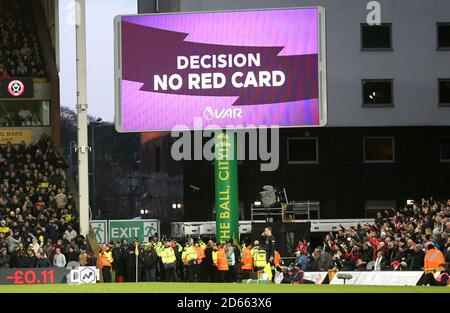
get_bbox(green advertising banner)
[108,220,160,243]
[214,132,239,244]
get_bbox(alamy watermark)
[170,117,279,172]
[367,1,381,25]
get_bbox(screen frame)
[114,6,327,132]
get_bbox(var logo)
[203,107,242,120]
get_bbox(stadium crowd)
[294,198,450,273]
[0,0,46,78]
[0,135,448,286]
[0,134,94,270]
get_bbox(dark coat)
[112,247,125,276]
[0,254,11,268]
[143,250,157,269]
[408,250,425,271]
[203,247,213,267]
[318,252,334,271]
[36,257,51,268]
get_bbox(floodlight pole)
[75,0,90,236]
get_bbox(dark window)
[437,23,450,49]
[288,138,318,163]
[361,24,392,50]
[0,100,51,127]
[364,137,394,162]
[438,79,450,105]
[362,80,393,106]
[440,138,450,162]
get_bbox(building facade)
[138,0,450,220]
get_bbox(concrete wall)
[138,0,450,127]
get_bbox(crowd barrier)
[329,271,424,286]
[0,268,425,286]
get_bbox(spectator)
[143,244,157,282]
[373,251,387,271]
[54,189,68,209]
[65,246,79,263]
[53,248,66,268]
[0,247,11,268]
[407,244,425,271]
[64,225,77,242]
[296,250,308,270]
[6,231,20,254]
[317,246,334,271]
[36,252,51,268]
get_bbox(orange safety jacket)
[217,249,229,271]
[274,250,281,266]
[195,244,205,264]
[241,247,254,270]
[98,251,112,268]
[424,249,445,272]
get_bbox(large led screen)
[115,7,327,132]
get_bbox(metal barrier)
[250,201,320,222]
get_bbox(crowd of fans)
[0,133,448,287]
[0,134,93,270]
[294,198,450,273]
[0,0,46,78]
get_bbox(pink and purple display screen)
[116,8,323,131]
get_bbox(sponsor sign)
[302,272,328,284]
[329,271,424,286]
[0,268,69,285]
[0,129,32,144]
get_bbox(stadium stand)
[295,198,450,272]
[0,134,95,269]
[0,0,46,78]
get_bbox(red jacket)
[367,236,381,260]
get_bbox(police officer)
[252,240,267,272]
[160,239,177,282]
[182,237,198,282]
